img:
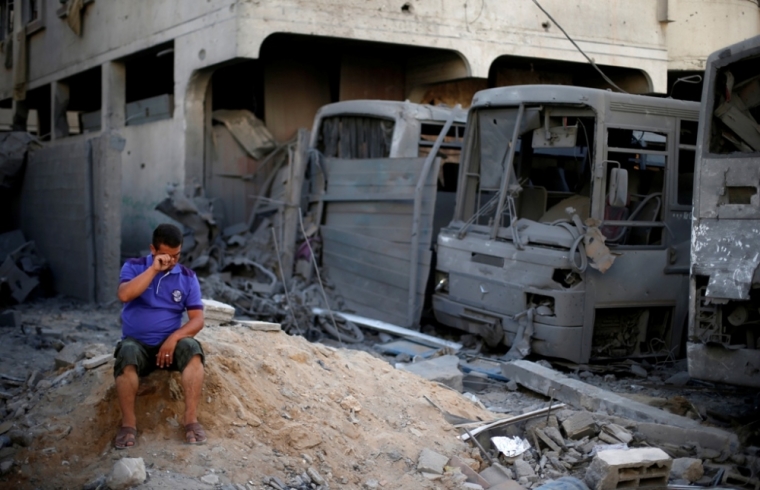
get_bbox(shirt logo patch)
[172,290,182,303]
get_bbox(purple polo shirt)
[119,255,203,346]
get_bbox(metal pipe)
[491,104,525,240]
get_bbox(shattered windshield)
[458,106,595,231]
[709,55,760,154]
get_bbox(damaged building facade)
[0,0,758,302]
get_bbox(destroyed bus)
[308,101,468,330]
[432,85,701,364]
[688,35,760,388]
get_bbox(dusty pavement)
[0,297,757,490]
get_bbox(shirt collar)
[146,254,181,274]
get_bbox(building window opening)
[0,0,13,40]
[124,42,174,126]
[56,66,102,137]
[24,84,51,140]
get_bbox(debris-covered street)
[0,297,757,489]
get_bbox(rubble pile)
[0,229,52,308]
[0,300,758,489]
[155,178,354,343]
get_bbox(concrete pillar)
[91,132,125,303]
[102,61,126,130]
[52,81,70,140]
[11,99,28,131]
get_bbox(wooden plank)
[327,225,432,244]
[321,226,431,264]
[325,199,435,216]
[326,265,426,307]
[323,156,428,175]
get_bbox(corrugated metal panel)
[320,156,439,327]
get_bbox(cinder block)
[585,448,671,490]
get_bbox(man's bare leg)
[115,365,139,447]
[181,355,204,442]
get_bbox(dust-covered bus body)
[433,85,700,363]
[689,36,760,388]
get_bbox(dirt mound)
[12,325,495,489]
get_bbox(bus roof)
[470,85,700,118]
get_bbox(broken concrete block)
[600,424,632,444]
[448,455,491,488]
[399,355,463,392]
[0,311,19,328]
[670,458,703,483]
[202,298,235,325]
[535,428,562,452]
[54,343,86,369]
[562,411,596,440]
[502,361,738,450]
[513,459,536,479]
[83,354,111,370]
[480,464,513,486]
[0,257,38,303]
[463,484,485,490]
[665,372,690,387]
[107,457,146,490]
[418,448,449,475]
[26,370,43,389]
[543,426,567,448]
[584,448,671,490]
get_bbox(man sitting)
[113,223,207,449]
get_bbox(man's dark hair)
[152,224,183,249]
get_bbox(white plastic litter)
[491,436,531,457]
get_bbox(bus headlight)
[435,271,449,293]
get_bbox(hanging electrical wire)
[530,0,629,94]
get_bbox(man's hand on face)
[152,253,173,272]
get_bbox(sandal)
[184,422,207,445]
[114,426,137,450]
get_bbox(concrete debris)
[0,132,39,189]
[82,353,111,370]
[107,457,147,490]
[501,360,739,451]
[670,457,704,483]
[397,355,464,392]
[54,342,86,369]
[0,230,50,304]
[0,310,19,328]
[418,448,449,475]
[202,298,236,325]
[665,371,691,387]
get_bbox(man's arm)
[156,309,204,368]
[117,254,172,303]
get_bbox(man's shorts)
[113,337,205,378]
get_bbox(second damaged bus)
[688,35,760,388]
[433,85,700,364]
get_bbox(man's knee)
[175,338,205,373]
[114,338,147,378]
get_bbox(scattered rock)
[513,458,536,479]
[83,354,111,370]
[107,457,147,490]
[0,311,19,328]
[201,473,220,485]
[364,479,379,489]
[54,343,86,369]
[82,474,107,490]
[506,380,518,391]
[339,395,362,412]
[480,463,513,486]
[562,411,596,440]
[418,448,449,475]
[398,355,463,392]
[629,364,647,378]
[670,457,704,483]
[665,372,691,387]
[0,459,12,475]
